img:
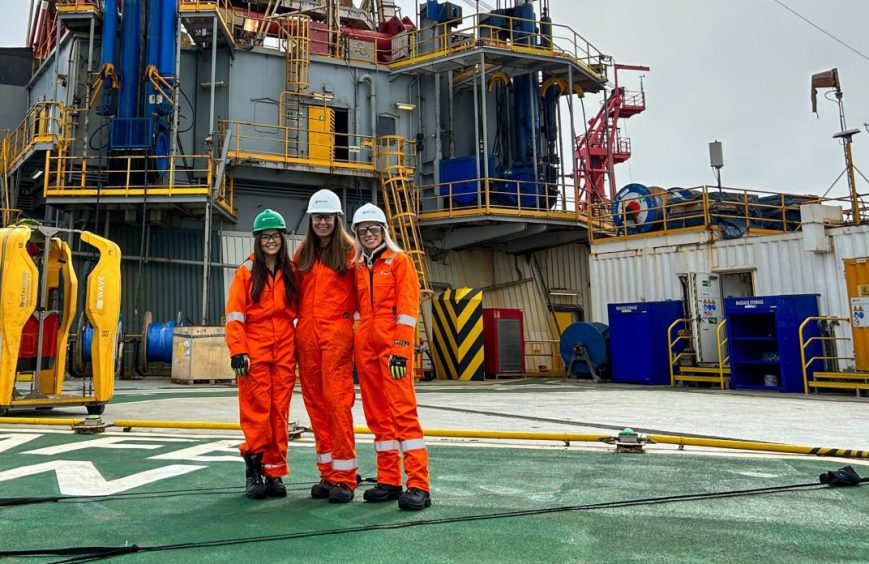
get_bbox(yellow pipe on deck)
[0,417,82,426]
[112,419,242,431]
[0,418,866,459]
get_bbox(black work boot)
[265,476,287,498]
[242,453,268,499]
[363,483,403,502]
[327,482,354,503]
[311,479,334,499]
[398,487,431,510]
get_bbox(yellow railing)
[716,319,730,388]
[668,318,729,389]
[417,177,591,223]
[6,102,71,172]
[388,12,606,76]
[219,119,377,173]
[799,316,869,394]
[525,339,564,375]
[56,0,101,13]
[179,0,235,44]
[43,152,233,214]
[591,185,821,243]
[375,135,417,175]
[668,318,693,385]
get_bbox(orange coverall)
[354,249,429,491]
[225,255,297,478]
[295,252,358,487]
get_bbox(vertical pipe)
[448,70,455,159]
[201,15,218,325]
[119,0,142,119]
[416,76,423,188]
[480,55,491,211]
[480,52,489,181]
[83,17,95,158]
[159,0,177,79]
[472,68,481,207]
[529,74,539,186]
[170,2,182,156]
[208,17,217,133]
[52,17,61,103]
[434,72,441,186]
[836,95,860,223]
[146,0,162,117]
[100,0,119,112]
[556,96,565,209]
[568,64,578,211]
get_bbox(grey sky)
[4,1,868,200]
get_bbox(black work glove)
[231,354,251,377]
[819,466,862,487]
[389,355,407,379]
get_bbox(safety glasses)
[260,233,283,243]
[312,214,336,223]
[355,225,384,236]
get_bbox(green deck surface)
[1,430,867,562]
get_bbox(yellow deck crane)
[0,221,121,416]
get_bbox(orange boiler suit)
[295,252,358,487]
[354,248,429,492]
[225,255,297,478]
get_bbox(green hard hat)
[252,209,287,234]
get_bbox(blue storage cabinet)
[725,294,821,393]
[608,300,684,385]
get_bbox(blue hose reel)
[560,322,610,379]
[136,311,177,375]
[612,183,663,234]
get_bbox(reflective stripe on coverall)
[225,255,297,477]
[354,249,429,491]
[295,251,358,486]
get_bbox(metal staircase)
[376,135,435,378]
[280,15,311,158]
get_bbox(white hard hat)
[352,203,388,230]
[307,189,343,215]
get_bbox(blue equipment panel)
[110,117,152,150]
[439,154,497,205]
[608,300,684,385]
[725,294,820,393]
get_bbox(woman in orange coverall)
[294,189,359,503]
[351,203,431,511]
[225,209,298,499]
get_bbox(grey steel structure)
[5,0,610,374]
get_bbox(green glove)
[389,355,407,379]
[231,354,250,377]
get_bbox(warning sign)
[851,297,869,328]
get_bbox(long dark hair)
[295,216,355,275]
[251,232,297,305]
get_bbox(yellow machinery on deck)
[0,223,121,415]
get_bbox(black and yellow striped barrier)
[432,288,484,381]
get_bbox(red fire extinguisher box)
[483,308,525,378]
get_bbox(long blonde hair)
[353,223,403,263]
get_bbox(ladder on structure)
[376,135,436,378]
[280,15,311,158]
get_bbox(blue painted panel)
[608,300,683,385]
